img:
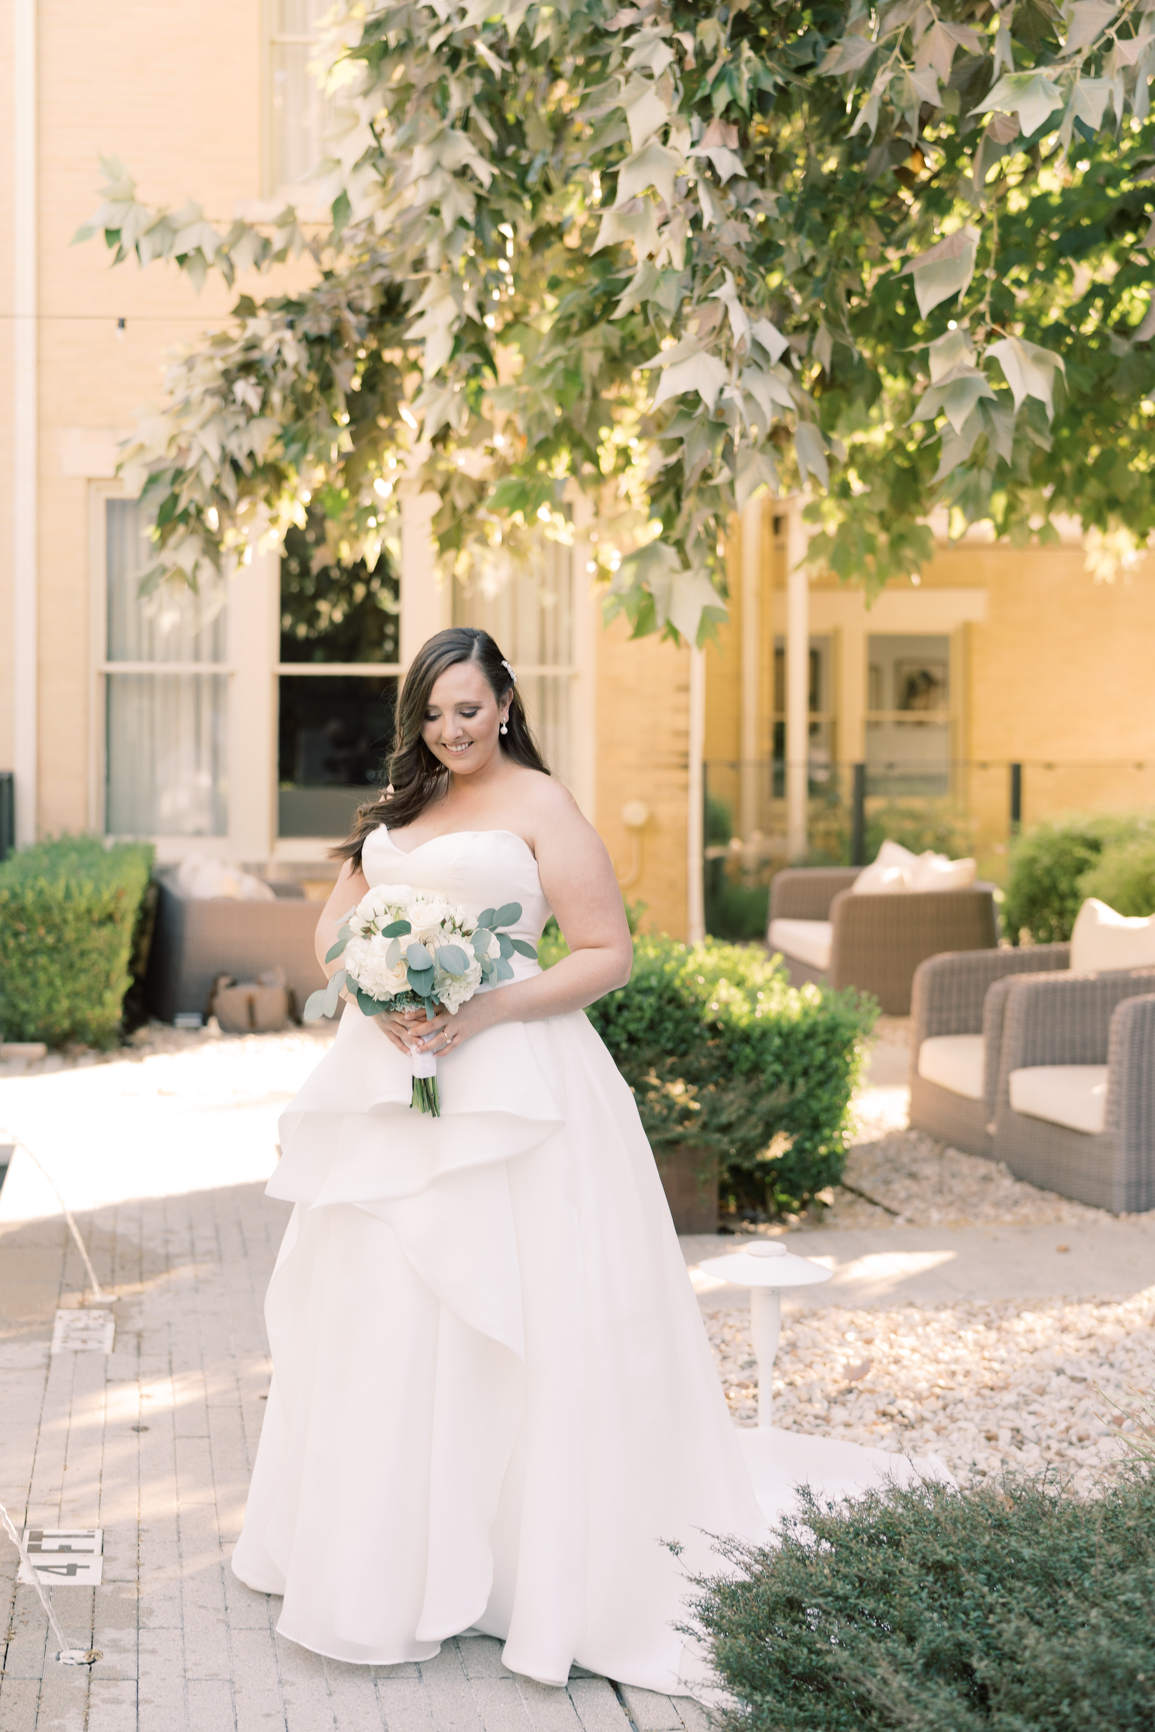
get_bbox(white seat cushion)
[769,918,833,972]
[1070,898,1155,973]
[918,1034,984,1101]
[1009,1065,1109,1136]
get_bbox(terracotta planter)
[654,1145,718,1234]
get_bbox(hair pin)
[501,658,517,684]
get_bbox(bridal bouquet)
[303,883,536,1115]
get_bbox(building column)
[739,495,763,839]
[228,548,278,865]
[400,491,449,667]
[13,0,38,845]
[687,642,706,942]
[785,499,809,861]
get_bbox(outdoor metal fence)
[0,772,14,864]
[703,756,1155,939]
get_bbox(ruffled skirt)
[230,1003,764,1690]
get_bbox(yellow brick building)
[2,2,1153,947]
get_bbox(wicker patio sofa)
[991,966,1155,1213]
[908,946,1071,1156]
[767,867,998,1014]
[145,874,327,1024]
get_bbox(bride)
[231,625,764,1690]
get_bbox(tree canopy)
[79,0,1155,642]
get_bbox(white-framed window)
[99,497,230,837]
[276,517,402,841]
[866,632,953,795]
[453,538,577,789]
[266,0,336,196]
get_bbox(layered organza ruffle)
[231,998,765,1688]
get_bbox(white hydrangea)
[342,933,410,1000]
[433,950,484,1014]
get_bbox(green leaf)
[382,919,411,937]
[477,908,497,929]
[324,938,348,964]
[436,943,470,974]
[493,902,522,927]
[510,938,538,958]
[404,939,433,970]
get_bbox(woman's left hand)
[408,994,498,1058]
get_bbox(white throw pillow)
[1070,898,1155,973]
[176,856,276,902]
[910,852,977,891]
[852,838,917,894]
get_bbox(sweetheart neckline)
[370,825,538,864]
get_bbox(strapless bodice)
[360,825,552,981]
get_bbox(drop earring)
[500,717,509,735]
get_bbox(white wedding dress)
[231,825,766,1691]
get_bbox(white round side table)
[697,1240,832,1426]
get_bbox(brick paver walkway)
[0,1179,705,1732]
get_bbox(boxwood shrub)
[0,836,154,1047]
[1003,814,1155,944]
[692,1468,1155,1732]
[542,927,875,1214]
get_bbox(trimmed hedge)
[1003,814,1155,944]
[1078,835,1155,918]
[694,1469,1155,1732]
[0,836,154,1047]
[543,929,875,1214]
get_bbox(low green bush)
[583,935,874,1214]
[0,836,154,1047]
[1078,835,1155,917]
[1003,814,1155,943]
[693,1468,1155,1732]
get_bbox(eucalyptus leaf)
[302,988,329,1022]
[477,908,497,929]
[511,938,539,958]
[382,919,412,938]
[386,936,401,969]
[324,938,349,964]
[436,943,470,974]
[493,902,522,927]
[404,940,433,971]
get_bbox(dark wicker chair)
[145,876,328,1024]
[908,946,1071,1156]
[768,868,998,1014]
[992,967,1155,1213]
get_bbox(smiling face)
[421,657,510,777]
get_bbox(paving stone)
[457,1636,514,1680]
[616,1688,686,1732]
[514,1677,582,1732]
[0,1675,41,1732]
[378,1676,437,1732]
[186,1678,235,1732]
[88,1679,139,1731]
[470,1677,535,1732]
[566,1679,631,1732]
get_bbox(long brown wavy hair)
[332,626,550,868]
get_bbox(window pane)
[106,499,226,664]
[106,674,229,836]
[453,539,573,786]
[866,633,951,795]
[277,675,396,838]
[280,520,399,664]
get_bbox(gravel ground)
[707,1295,1155,1494]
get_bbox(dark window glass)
[277,518,400,837]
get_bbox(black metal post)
[1009,762,1022,836]
[851,762,867,866]
[0,772,14,863]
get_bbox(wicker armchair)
[145,876,327,1023]
[908,946,1070,1155]
[992,967,1155,1213]
[768,868,998,1014]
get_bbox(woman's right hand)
[373,1004,429,1055]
